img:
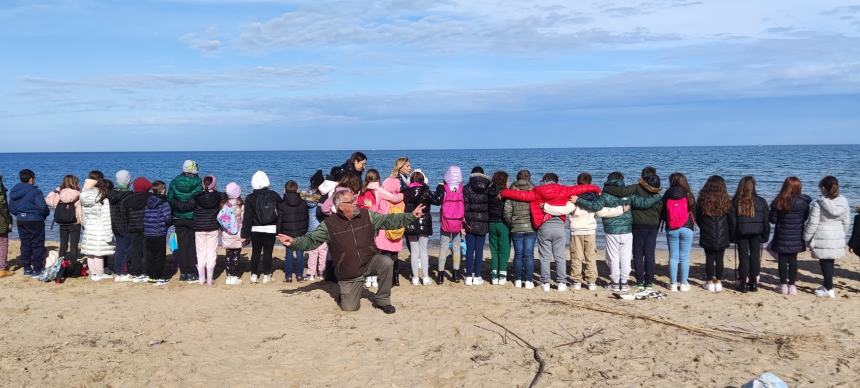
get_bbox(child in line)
[728,176,770,293]
[0,173,12,278]
[80,171,116,281]
[487,171,510,285]
[302,171,327,281]
[403,170,440,286]
[661,173,696,292]
[696,176,732,293]
[804,176,851,298]
[436,165,464,284]
[144,181,172,285]
[768,177,811,295]
[108,170,134,282]
[194,176,226,287]
[503,170,536,289]
[241,171,281,284]
[123,177,153,283]
[8,169,50,277]
[45,175,83,272]
[220,182,244,285]
[463,167,491,286]
[278,180,309,283]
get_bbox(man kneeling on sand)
[278,190,424,314]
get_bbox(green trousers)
[488,222,511,280]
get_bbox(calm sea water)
[2,146,858,248]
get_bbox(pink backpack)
[666,198,690,230]
[440,184,464,233]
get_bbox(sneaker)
[780,284,789,295]
[365,278,373,288]
[514,280,523,288]
[412,277,420,286]
[306,275,315,281]
[815,286,836,298]
[679,284,691,292]
[422,277,432,286]
[571,282,582,291]
[491,278,499,285]
[371,280,379,288]
[620,284,629,293]
[542,283,551,292]
[262,275,272,284]
[90,274,103,282]
[587,283,597,291]
[705,282,716,293]
[557,283,568,292]
[644,283,654,291]
[499,278,507,286]
[788,285,797,295]
[473,278,484,286]
[714,282,723,292]
[525,281,535,290]
[114,274,128,282]
[23,269,34,277]
[634,282,645,290]
[611,284,621,293]
[133,275,150,283]
[465,276,473,286]
[152,279,168,286]
[250,274,259,284]
[100,274,113,279]
[670,283,679,292]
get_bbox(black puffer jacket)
[404,183,441,236]
[122,192,151,233]
[768,195,811,254]
[108,189,132,234]
[277,192,309,237]
[463,173,491,235]
[193,190,226,232]
[241,188,282,239]
[696,207,730,251]
[487,186,505,223]
[848,214,860,253]
[329,161,363,188]
[728,196,771,242]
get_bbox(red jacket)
[500,183,601,229]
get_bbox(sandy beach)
[1,240,859,387]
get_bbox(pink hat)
[226,182,241,199]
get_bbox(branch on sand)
[482,315,546,388]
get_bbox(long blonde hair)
[391,157,409,177]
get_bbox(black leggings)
[778,253,798,285]
[174,220,197,275]
[819,259,835,290]
[705,248,725,281]
[226,248,241,276]
[250,233,275,275]
[59,224,81,261]
[736,235,762,284]
[145,236,166,280]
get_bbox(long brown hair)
[95,178,111,204]
[698,175,731,217]
[669,172,696,208]
[60,175,80,191]
[361,169,381,193]
[819,176,840,199]
[774,177,802,212]
[339,173,361,194]
[491,171,509,189]
[733,176,758,218]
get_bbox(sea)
[1,145,857,248]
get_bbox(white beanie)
[115,170,132,188]
[251,171,270,190]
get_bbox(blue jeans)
[465,234,486,278]
[667,227,694,285]
[284,248,305,278]
[114,233,131,275]
[511,232,536,282]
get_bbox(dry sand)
[1,240,859,387]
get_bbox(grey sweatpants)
[338,254,394,311]
[538,219,567,284]
[408,235,430,278]
[438,232,461,272]
[605,233,633,285]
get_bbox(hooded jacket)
[80,179,115,256]
[122,191,151,233]
[302,189,322,232]
[220,199,244,249]
[768,195,812,254]
[503,180,535,234]
[577,178,661,235]
[278,192,310,237]
[804,195,851,260]
[374,177,406,252]
[144,194,173,237]
[404,183,441,236]
[728,196,770,242]
[603,178,663,228]
[240,188,282,239]
[0,179,11,234]
[463,173,491,235]
[45,187,83,225]
[9,182,50,222]
[500,182,602,230]
[167,173,203,220]
[107,188,132,234]
[193,190,227,232]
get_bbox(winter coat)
[577,179,661,235]
[728,196,770,242]
[487,185,505,224]
[144,194,173,237]
[463,173,491,235]
[220,199,244,249]
[603,178,663,228]
[0,180,12,234]
[329,161,364,188]
[278,192,309,237]
[45,187,83,225]
[193,190,227,232]
[543,192,626,235]
[768,195,812,254]
[503,180,535,234]
[404,183,441,236]
[8,183,50,222]
[301,190,322,232]
[122,192,151,233]
[696,208,731,251]
[374,177,406,252]
[240,188,281,239]
[848,214,860,254]
[107,189,132,234]
[79,180,115,256]
[804,195,851,260]
[500,183,602,230]
[167,173,203,220]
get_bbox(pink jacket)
[374,177,405,252]
[45,187,83,224]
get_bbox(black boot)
[452,268,461,283]
[392,260,400,287]
[735,280,748,293]
[747,281,758,292]
[436,271,445,285]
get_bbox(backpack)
[666,197,690,230]
[385,202,406,241]
[254,191,278,225]
[440,184,464,233]
[54,201,77,225]
[217,204,240,235]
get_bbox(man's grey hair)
[333,190,353,208]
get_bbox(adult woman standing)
[375,158,407,286]
[768,177,811,295]
[80,173,115,281]
[804,176,851,298]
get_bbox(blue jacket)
[144,194,173,237]
[8,183,50,222]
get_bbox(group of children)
[1,155,858,299]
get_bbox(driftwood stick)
[483,315,546,388]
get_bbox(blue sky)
[2,0,859,151]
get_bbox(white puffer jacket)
[804,195,850,260]
[80,180,115,257]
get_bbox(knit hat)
[251,171,270,190]
[310,170,325,189]
[115,170,132,189]
[226,182,241,199]
[133,177,153,193]
[204,175,217,191]
[182,160,199,174]
[444,165,462,187]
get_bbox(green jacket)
[0,180,12,234]
[291,210,417,252]
[167,173,203,220]
[577,179,661,235]
[503,180,535,233]
[602,178,663,228]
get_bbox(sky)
[1,0,859,151]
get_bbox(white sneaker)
[371,280,379,288]
[587,283,597,291]
[465,276,473,286]
[307,275,315,281]
[262,275,271,284]
[499,278,507,286]
[132,275,149,283]
[542,283,550,292]
[705,282,716,292]
[525,281,535,290]
[499,272,507,285]
[572,282,582,291]
[412,277,420,286]
[670,283,679,292]
[714,282,723,292]
[815,287,836,298]
[558,283,568,292]
[474,278,484,286]
[100,274,113,279]
[514,280,522,288]
[492,278,500,285]
[90,274,102,282]
[365,278,372,288]
[680,284,691,292]
[423,277,432,286]
[250,274,259,284]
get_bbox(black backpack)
[254,191,279,225]
[54,201,77,225]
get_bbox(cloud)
[180,27,223,56]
